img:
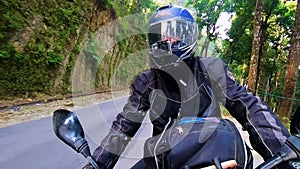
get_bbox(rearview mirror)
[52,109,100,169]
[52,109,91,157]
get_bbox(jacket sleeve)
[92,73,151,168]
[202,57,290,160]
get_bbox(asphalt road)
[0,96,151,169]
[0,96,263,169]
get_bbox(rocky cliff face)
[72,8,117,95]
[1,0,147,98]
[0,0,117,98]
[56,6,117,95]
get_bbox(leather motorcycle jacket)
[92,57,290,168]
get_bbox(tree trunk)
[248,0,263,95]
[200,36,209,57]
[204,40,211,58]
[278,1,300,123]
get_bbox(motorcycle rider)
[83,4,295,169]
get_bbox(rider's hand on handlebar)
[201,160,237,169]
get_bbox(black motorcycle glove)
[278,134,300,162]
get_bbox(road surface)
[0,96,263,169]
[0,96,149,169]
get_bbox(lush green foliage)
[187,0,232,40]
[0,0,93,98]
[0,0,158,98]
[187,0,299,113]
[222,0,298,112]
[86,0,158,89]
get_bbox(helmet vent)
[157,3,173,11]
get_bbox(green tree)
[187,0,232,57]
[220,0,296,112]
[278,0,300,123]
[248,0,264,95]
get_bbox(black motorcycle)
[52,109,300,169]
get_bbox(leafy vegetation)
[0,0,157,99]
[186,0,299,119]
[0,0,93,98]
[222,0,298,115]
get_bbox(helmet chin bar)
[151,41,172,56]
[149,40,196,69]
[149,41,179,69]
[149,54,183,70]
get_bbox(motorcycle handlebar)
[256,136,300,169]
[256,155,283,169]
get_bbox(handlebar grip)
[256,155,283,169]
[256,142,299,169]
[285,134,300,158]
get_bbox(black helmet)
[147,4,198,69]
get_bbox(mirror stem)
[76,140,100,169]
[87,156,100,169]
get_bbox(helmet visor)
[147,17,198,47]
